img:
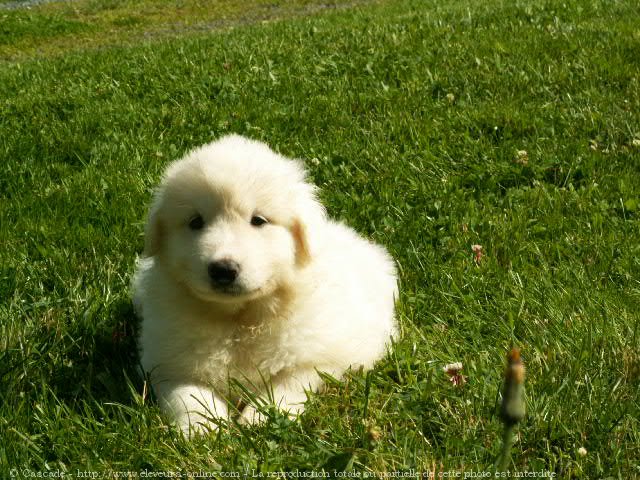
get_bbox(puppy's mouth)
[190,282,264,303]
[211,284,258,297]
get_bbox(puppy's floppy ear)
[290,182,326,268]
[291,219,311,267]
[143,196,164,257]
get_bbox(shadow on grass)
[44,298,144,408]
[77,300,144,404]
[0,300,146,435]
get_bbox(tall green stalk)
[496,348,526,473]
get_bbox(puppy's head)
[144,135,325,304]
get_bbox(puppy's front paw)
[155,383,228,437]
[239,401,306,426]
[238,405,267,425]
[176,412,219,437]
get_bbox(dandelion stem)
[496,423,516,472]
[495,348,525,473]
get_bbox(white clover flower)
[443,362,466,386]
[443,362,463,373]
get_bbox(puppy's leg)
[239,368,324,425]
[155,382,228,435]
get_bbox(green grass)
[1,0,640,477]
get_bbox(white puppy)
[133,135,397,434]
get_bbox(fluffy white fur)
[133,135,397,434]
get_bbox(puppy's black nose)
[208,260,240,287]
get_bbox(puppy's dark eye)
[250,215,268,227]
[189,215,204,230]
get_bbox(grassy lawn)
[1,0,639,477]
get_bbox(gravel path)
[1,0,73,9]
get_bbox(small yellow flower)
[577,447,587,457]
[515,150,529,165]
[366,423,382,445]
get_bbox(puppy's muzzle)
[208,260,240,288]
